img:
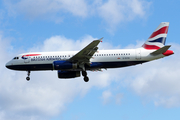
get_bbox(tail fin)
[142,22,169,50]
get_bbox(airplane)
[6,22,174,82]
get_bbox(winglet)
[99,37,103,42]
[150,45,171,55]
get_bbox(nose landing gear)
[26,71,30,81]
[82,71,89,82]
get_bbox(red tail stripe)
[142,44,160,50]
[149,26,168,39]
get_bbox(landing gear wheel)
[84,76,89,82]
[82,71,89,82]
[26,77,30,81]
[26,71,31,81]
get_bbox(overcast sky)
[1,0,180,120]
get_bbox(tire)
[84,77,89,82]
[26,77,30,81]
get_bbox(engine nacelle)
[90,62,103,68]
[58,70,80,78]
[53,61,77,70]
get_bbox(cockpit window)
[13,57,19,60]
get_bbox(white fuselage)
[6,48,164,71]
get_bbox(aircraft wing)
[69,37,103,65]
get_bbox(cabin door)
[136,49,141,60]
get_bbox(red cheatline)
[23,54,41,57]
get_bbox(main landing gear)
[26,71,30,81]
[82,71,89,82]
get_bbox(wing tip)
[100,37,103,42]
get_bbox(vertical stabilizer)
[142,22,169,50]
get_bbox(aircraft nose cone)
[6,63,9,69]
[5,62,12,69]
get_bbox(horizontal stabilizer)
[150,45,171,55]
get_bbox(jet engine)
[58,70,80,78]
[53,61,77,70]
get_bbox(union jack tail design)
[142,22,169,50]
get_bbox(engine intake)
[53,61,77,70]
[58,70,80,78]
